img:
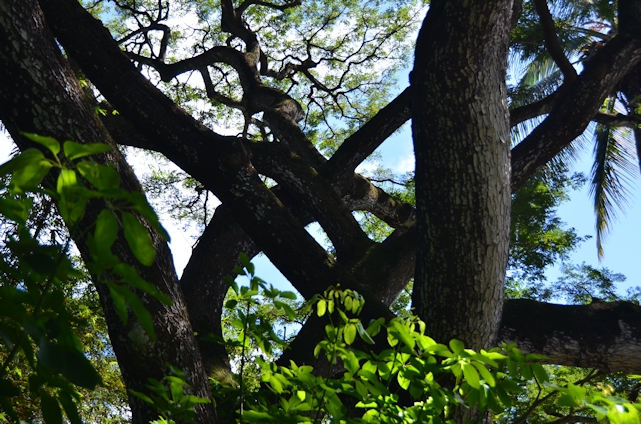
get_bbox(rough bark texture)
[411,0,512,350]
[0,1,217,422]
[501,299,641,373]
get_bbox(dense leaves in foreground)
[1,138,641,422]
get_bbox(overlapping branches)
[34,0,641,387]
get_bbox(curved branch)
[593,111,641,127]
[511,32,641,191]
[199,67,244,110]
[238,0,302,15]
[323,87,411,185]
[345,174,416,229]
[221,0,260,61]
[533,0,577,82]
[126,46,251,83]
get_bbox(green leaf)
[344,323,357,345]
[355,380,368,399]
[357,321,375,344]
[239,252,252,272]
[58,392,83,424]
[325,394,346,419]
[495,385,512,408]
[317,299,327,317]
[397,373,411,390]
[128,192,170,242]
[10,154,52,193]
[242,410,275,420]
[269,375,284,393]
[279,291,298,300]
[117,285,157,339]
[113,263,172,305]
[0,148,43,175]
[0,197,32,222]
[557,393,580,407]
[462,362,480,389]
[449,339,465,354]
[22,133,60,155]
[61,350,102,389]
[366,317,385,338]
[122,212,156,266]
[107,283,129,325]
[57,169,86,225]
[94,209,119,251]
[25,251,58,275]
[37,340,64,374]
[531,363,549,383]
[472,362,496,387]
[63,141,112,161]
[76,160,120,191]
[389,320,415,350]
[41,393,63,424]
[129,389,155,405]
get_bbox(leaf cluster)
[0,134,172,422]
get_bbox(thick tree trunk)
[411,0,512,350]
[0,2,217,422]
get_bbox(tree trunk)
[411,0,512,350]
[0,2,217,422]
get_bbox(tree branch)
[323,87,411,186]
[510,91,558,127]
[533,0,577,82]
[500,299,641,372]
[511,32,641,191]
[593,111,641,127]
[249,142,374,262]
[39,0,395,330]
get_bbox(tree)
[0,0,640,422]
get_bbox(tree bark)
[0,2,217,422]
[501,299,641,373]
[411,0,512,350]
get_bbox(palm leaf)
[589,100,639,259]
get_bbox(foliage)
[1,135,640,423]
[130,364,211,424]
[202,267,641,423]
[221,253,303,393]
[507,168,587,291]
[0,134,170,422]
[1,0,641,421]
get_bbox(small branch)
[237,0,302,15]
[593,111,641,127]
[323,87,411,185]
[510,91,558,127]
[199,67,244,109]
[534,0,577,82]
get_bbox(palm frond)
[590,101,640,259]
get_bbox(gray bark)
[411,0,513,350]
